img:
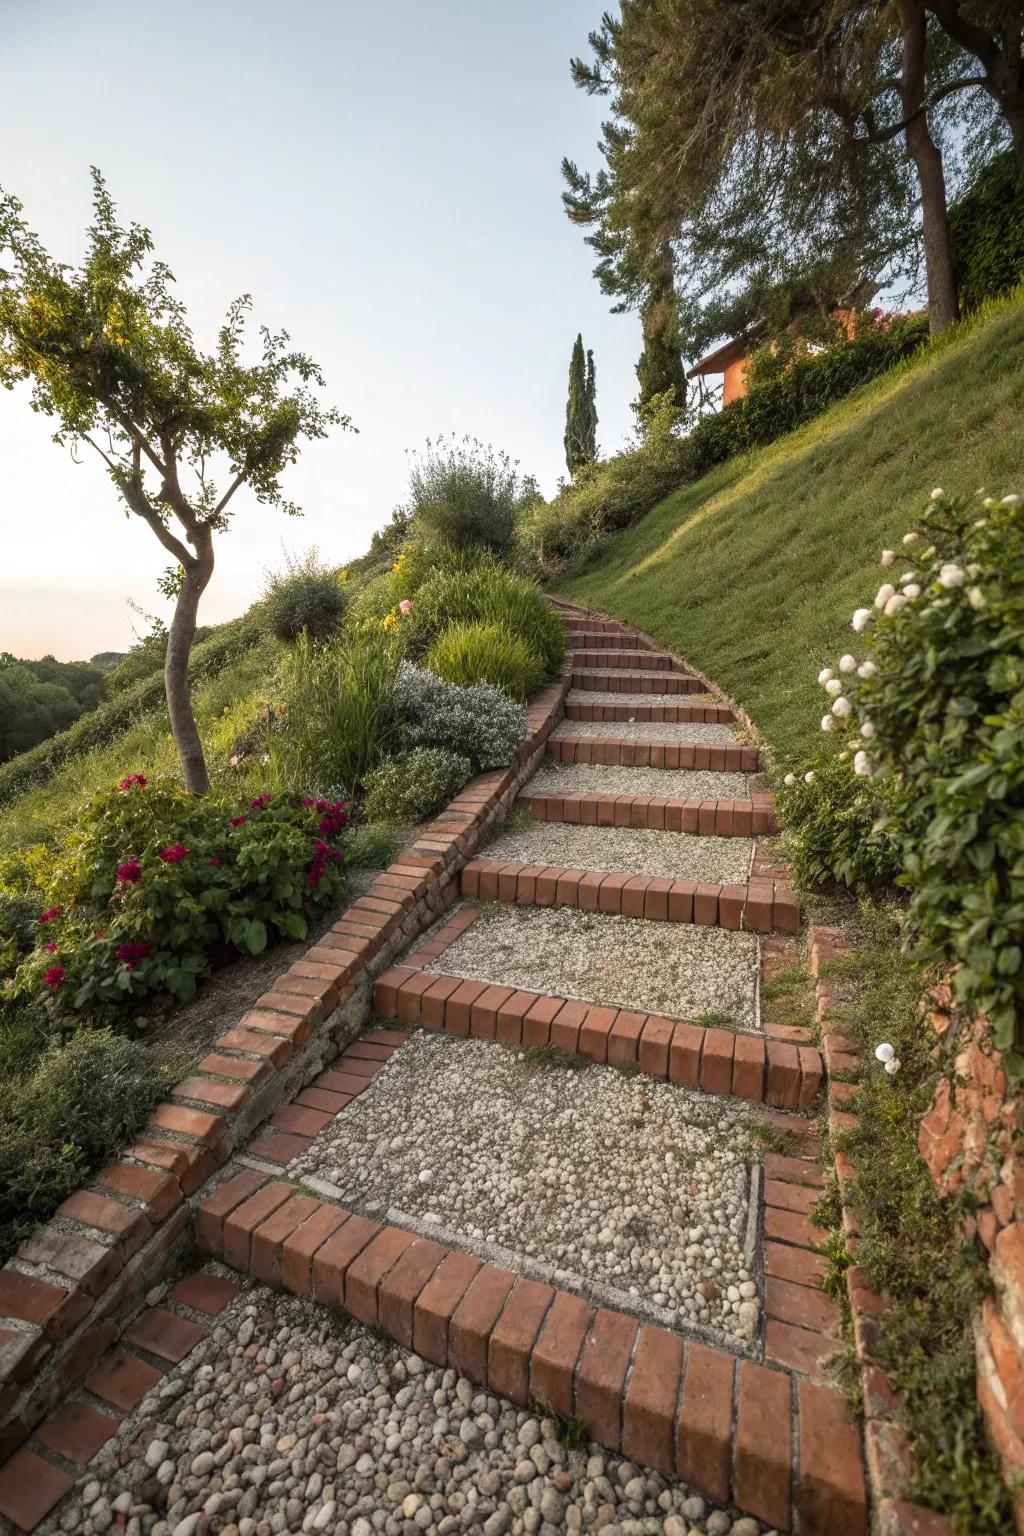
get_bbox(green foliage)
[343,820,401,871]
[2,777,348,1016]
[422,621,544,703]
[271,630,401,796]
[776,755,901,890]
[0,663,84,760]
[362,748,472,826]
[565,333,597,475]
[405,436,522,556]
[0,1028,170,1260]
[813,488,1024,1063]
[404,563,564,679]
[262,549,348,643]
[394,663,525,771]
[950,152,1024,314]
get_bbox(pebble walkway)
[0,604,864,1536]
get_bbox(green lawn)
[558,292,1024,761]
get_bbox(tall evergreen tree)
[564,332,596,475]
[584,348,598,461]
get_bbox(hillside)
[557,292,1024,760]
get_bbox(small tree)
[564,333,597,475]
[0,170,350,793]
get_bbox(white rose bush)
[782,488,1024,1067]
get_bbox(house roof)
[687,334,752,378]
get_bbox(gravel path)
[526,763,760,800]
[291,1033,761,1344]
[39,1278,769,1536]
[553,721,737,745]
[484,822,752,884]
[425,906,759,1028]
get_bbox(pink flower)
[209,856,220,867]
[118,774,148,791]
[44,965,64,991]
[45,941,57,952]
[158,844,189,863]
[249,794,272,810]
[93,930,103,940]
[117,941,152,963]
[38,906,61,924]
[230,816,247,829]
[302,796,315,808]
[116,859,142,884]
[398,599,413,614]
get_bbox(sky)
[0,0,641,660]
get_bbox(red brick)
[0,1270,87,1342]
[766,1041,802,1110]
[251,1194,321,1286]
[297,1086,351,1115]
[36,1399,119,1464]
[669,1022,703,1087]
[17,1230,121,1298]
[701,1029,735,1096]
[765,1319,831,1380]
[733,1361,792,1529]
[495,990,536,1045]
[643,878,673,921]
[221,1183,293,1269]
[173,1074,251,1111]
[195,1168,269,1252]
[0,1448,74,1531]
[147,1102,226,1147]
[607,1010,648,1067]
[555,868,586,907]
[58,1189,153,1258]
[765,1242,827,1288]
[719,883,747,930]
[316,1069,371,1097]
[487,1278,554,1404]
[766,1179,818,1216]
[731,1035,766,1101]
[638,1014,674,1077]
[94,1161,183,1220]
[577,872,605,911]
[597,873,629,914]
[676,1341,734,1501]
[312,1215,379,1305]
[85,1349,164,1410]
[529,1291,593,1419]
[446,980,489,1037]
[743,883,773,933]
[796,1380,867,1534]
[550,1000,587,1054]
[766,1152,824,1188]
[345,1226,416,1325]
[212,1026,292,1067]
[767,1276,840,1335]
[764,1206,821,1251]
[419,974,464,1029]
[470,985,516,1040]
[450,1266,516,1382]
[272,1104,332,1139]
[621,877,651,918]
[413,1252,482,1366]
[373,965,416,1017]
[522,994,563,1048]
[579,1006,617,1063]
[668,881,697,922]
[693,884,721,926]
[798,1046,823,1109]
[167,1272,238,1316]
[377,1238,447,1348]
[575,1309,638,1451]
[125,1305,206,1364]
[281,1205,349,1297]
[622,1326,684,1476]
[247,1130,312,1165]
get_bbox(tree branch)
[211,470,247,519]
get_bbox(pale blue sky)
[1,0,640,659]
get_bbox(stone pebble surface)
[553,721,737,745]
[526,764,759,801]
[567,690,715,709]
[483,822,752,885]
[423,905,759,1029]
[291,1032,759,1343]
[38,1279,772,1536]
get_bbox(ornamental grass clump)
[795,488,1024,1067]
[422,620,545,703]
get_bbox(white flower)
[839,654,856,673]
[853,749,871,776]
[902,583,921,599]
[900,570,917,586]
[1002,494,1022,508]
[804,771,815,784]
[939,563,965,588]
[832,696,852,718]
[875,583,896,608]
[825,678,843,696]
[228,754,240,767]
[931,487,944,501]
[902,532,919,544]
[784,773,796,786]
[818,667,834,685]
[884,593,908,616]
[880,549,895,566]
[968,586,985,609]
[821,715,835,732]
[857,660,877,679]
[874,1042,895,1063]
[974,518,988,528]
[884,1057,902,1076]
[852,608,873,633]
[861,720,876,739]
[983,497,998,510]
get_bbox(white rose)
[875,583,896,608]
[884,1057,901,1076]
[939,563,965,588]
[974,518,988,528]
[818,668,834,685]
[821,715,835,732]
[968,586,985,609]
[902,532,919,544]
[861,720,876,739]
[874,1042,895,1063]
[839,654,856,673]
[857,661,877,679]
[1001,494,1022,508]
[853,749,871,776]
[884,593,908,616]
[784,773,796,786]
[825,678,843,696]
[880,549,895,566]
[930,487,944,501]
[804,771,815,783]
[832,696,852,718]
[902,583,921,599]
[852,608,873,633]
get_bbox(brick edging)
[548,737,761,772]
[518,790,777,836]
[0,674,571,1465]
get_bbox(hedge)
[950,151,1024,314]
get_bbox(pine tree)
[583,348,598,462]
[564,333,592,475]
[636,250,686,414]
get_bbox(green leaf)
[245,919,268,955]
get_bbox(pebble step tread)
[371,966,822,1110]
[189,1169,866,1536]
[571,670,707,695]
[549,736,762,773]
[517,789,777,836]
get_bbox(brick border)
[548,736,761,771]
[571,670,708,695]
[517,788,777,835]
[0,674,570,1465]
[195,1175,867,1535]
[571,649,686,672]
[567,698,736,723]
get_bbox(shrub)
[5,777,348,1015]
[950,152,1024,313]
[344,820,401,870]
[0,1028,170,1259]
[422,621,545,703]
[262,550,347,643]
[271,631,401,794]
[406,436,522,555]
[405,564,564,678]
[803,487,1024,1066]
[394,662,525,770]
[362,748,472,825]
[775,754,900,890]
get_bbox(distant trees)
[564,333,598,474]
[0,654,107,761]
[0,169,350,793]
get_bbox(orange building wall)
[722,356,749,405]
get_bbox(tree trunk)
[897,0,959,333]
[165,533,214,795]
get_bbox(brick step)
[572,671,707,695]
[461,860,798,932]
[572,649,686,672]
[564,632,655,651]
[549,737,761,772]
[194,1174,866,1536]
[567,698,735,724]
[517,791,778,836]
[373,967,820,1109]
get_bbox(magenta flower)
[118,774,148,791]
[209,856,220,867]
[38,906,61,924]
[44,965,64,991]
[116,859,142,884]
[230,816,247,829]
[45,941,57,953]
[249,794,272,810]
[158,844,189,863]
[117,941,152,963]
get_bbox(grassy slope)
[558,293,1024,760]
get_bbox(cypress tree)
[564,333,593,476]
[583,348,598,461]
